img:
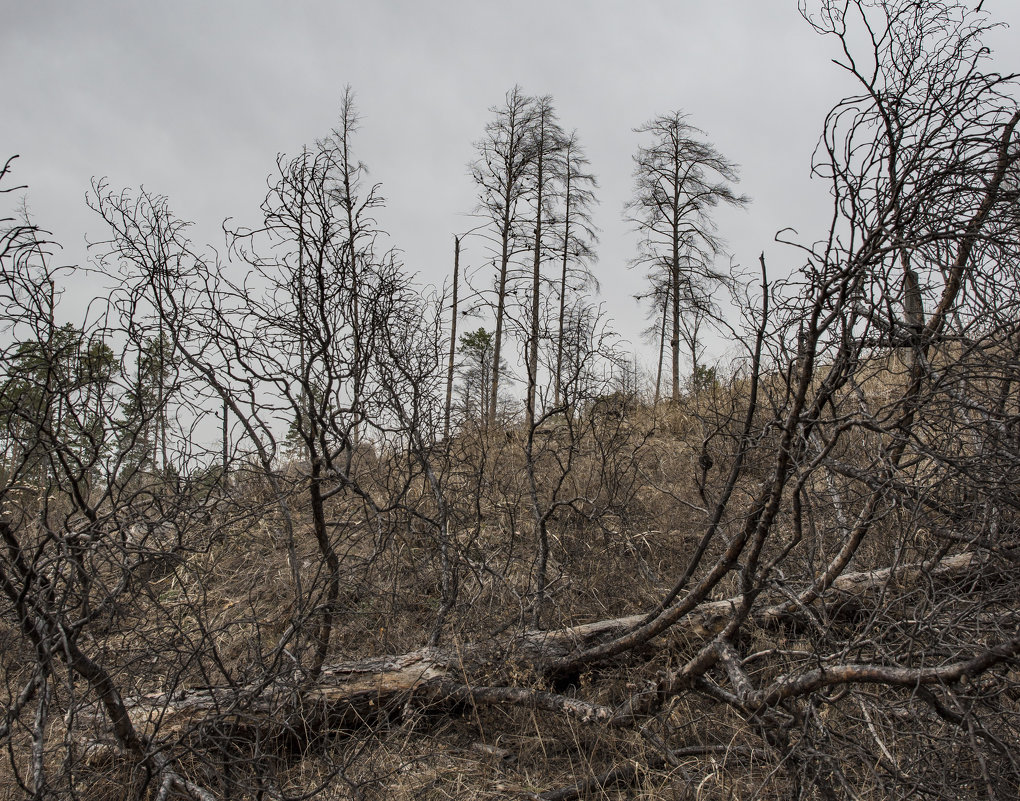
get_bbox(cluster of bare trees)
[466,87,602,429]
[463,89,748,420]
[2,1,1019,798]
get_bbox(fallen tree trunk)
[75,550,991,762]
[531,549,991,651]
[759,549,991,624]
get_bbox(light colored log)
[76,551,986,757]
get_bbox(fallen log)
[529,550,991,651]
[759,549,990,624]
[75,550,990,760]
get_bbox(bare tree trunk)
[158,327,168,472]
[340,86,365,451]
[306,458,341,684]
[654,276,669,406]
[687,305,703,389]
[221,395,228,481]
[489,232,510,428]
[555,170,571,409]
[527,108,548,625]
[526,434,549,629]
[671,244,681,402]
[444,235,460,441]
[527,224,543,430]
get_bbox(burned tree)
[470,86,538,427]
[627,111,748,402]
[552,132,599,411]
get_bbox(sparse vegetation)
[2,1,1019,799]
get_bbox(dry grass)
[3,352,1019,799]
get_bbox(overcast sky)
[3,1,1018,375]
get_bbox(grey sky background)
[3,1,1018,379]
